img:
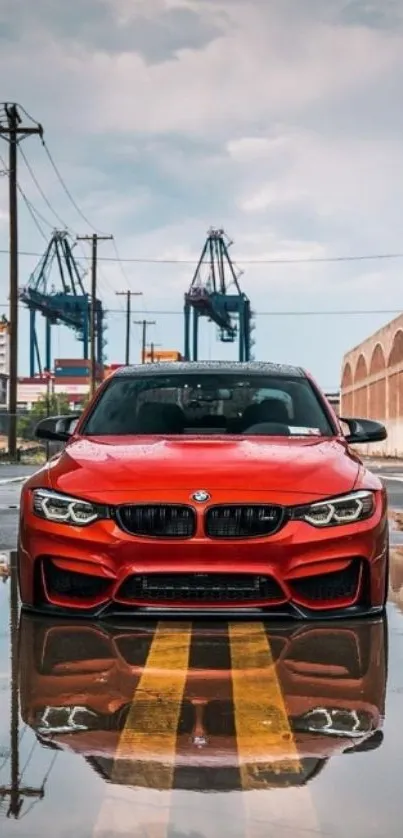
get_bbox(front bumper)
[18,492,388,619]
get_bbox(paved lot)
[0,466,38,552]
[0,460,402,837]
[0,464,39,481]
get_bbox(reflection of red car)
[18,362,388,617]
[19,616,387,790]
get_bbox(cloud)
[228,129,403,236]
[3,0,402,140]
[0,0,223,63]
[1,0,403,387]
[340,0,403,29]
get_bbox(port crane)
[19,231,106,376]
[184,228,254,361]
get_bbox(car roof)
[113,361,305,378]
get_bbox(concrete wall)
[340,313,403,457]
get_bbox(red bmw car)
[17,361,389,618]
[19,616,386,788]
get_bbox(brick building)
[340,313,403,456]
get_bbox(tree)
[17,393,73,441]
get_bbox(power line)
[0,152,50,240]
[0,303,399,316]
[19,145,73,232]
[6,145,123,301]
[0,151,113,303]
[41,138,105,233]
[111,237,132,289]
[105,307,403,316]
[17,190,48,241]
[19,141,140,302]
[1,247,403,266]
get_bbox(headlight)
[293,707,374,738]
[291,490,375,527]
[37,705,99,735]
[32,489,108,526]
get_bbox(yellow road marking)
[229,622,322,837]
[229,622,300,784]
[93,621,191,838]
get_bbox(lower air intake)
[117,573,284,604]
[44,560,111,599]
[289,560,361,603]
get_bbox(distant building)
[325,391,340,415]
[17,358,103,411]
[144,349,182,363]
[0,373,7,406]
[340,312,403,456]
[0,319,9,377]
[17,377,89,411]
[103,363,125,379]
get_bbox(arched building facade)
[340,313,403,456]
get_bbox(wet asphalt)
[0,461,403,837]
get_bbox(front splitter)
[21,599,384,622]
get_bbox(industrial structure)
[13,226,258,411]
[184,229,255,362]
[340,312,403,456]
[19,231,106,377]
[144,349,182,363]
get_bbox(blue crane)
[184,228,255,362]
[19,230,106,377]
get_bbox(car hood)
[47,435,361,500]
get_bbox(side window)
[291,381,333,433]
[85,381,135,433]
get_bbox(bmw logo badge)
[192,490,210,503]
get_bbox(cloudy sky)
[1,0,403,389]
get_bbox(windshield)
[82,373,335,437]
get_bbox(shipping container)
[55,358,93,368]
[55,367,90,377]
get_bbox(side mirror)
[340,417,387,445]
[34,414,81,442]
[344,730,384,754]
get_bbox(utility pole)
[134,320,156,363]
[77,233,112,397]
[148,342,162,363]
[0,553,45,817]
[0,104,43,460]
[115,290,143,365]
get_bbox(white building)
[17,378,89,411]
[0,321,9,377]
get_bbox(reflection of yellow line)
[229,623,320,838]
[229,622,300,788]
[93,622,191,838]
